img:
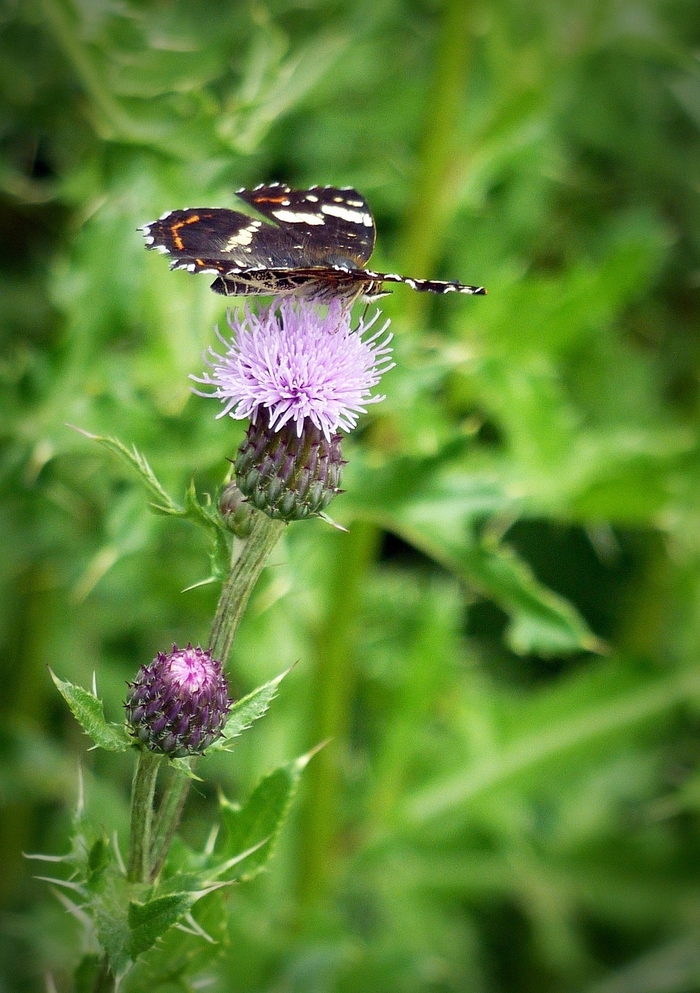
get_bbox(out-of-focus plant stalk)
[402,0,472,322]
[296,521,380,910]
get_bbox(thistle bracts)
[235,416,344,521]
[219,480,257,536]
[126,644,231,757]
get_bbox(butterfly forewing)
[235,184,375,266]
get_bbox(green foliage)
[211,667,291,750]
[34,725,309,984]
[217,751,313,880]
[49,670,131,753]
[3,0,700,991]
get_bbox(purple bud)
[125,645,231,757]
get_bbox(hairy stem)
[209,512,286,664]
[149,763,193,882]
[127,749,163,883]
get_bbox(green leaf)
[215,751,316,880]
[49,670,131,752]
[208,668,291,752]
[182,477,231,578]
[128,889,219,960]
[120,890,229,991]
[72,429,182,515]
[403,662,700,826]
[461,539,605,656]
[75,430,232,575]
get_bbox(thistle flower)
[192,297,394,439]
[125,645,230,757]
[193,298,394,521]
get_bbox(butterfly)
[140,183,486,304]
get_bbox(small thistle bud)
[235,415,344,521]
[219,480,256,537]
[125,645,231,757]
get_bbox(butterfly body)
[140,184,486,303]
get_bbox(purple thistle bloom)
[125,644,231,757]
[192,298,394,441]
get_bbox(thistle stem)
[90,954,116,993]
[149,764,193,882]
[208,511,286,664]
[127,748,163,883]
[126,510,284,886]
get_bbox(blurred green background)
[2,0,700,990]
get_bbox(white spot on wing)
[223,223,260,249]
[320,203,372,225]
[272,210,325,225]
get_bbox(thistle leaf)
[49,670,131,752]
[208,668,291,752]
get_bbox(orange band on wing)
[171,214,201,250]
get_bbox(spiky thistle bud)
[234,415,344,521]
[125,645,231,757]
[219,480,256,536]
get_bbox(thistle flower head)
[125,644,231,757]
[192,298,394,441]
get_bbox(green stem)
[295,520,381,910]
[208,511,286,664]
[149,763,193,883]
[127,749,163,883]
[90,954,116,993]
[132,512,283,883]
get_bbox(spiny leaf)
[128,885,227,960]
[215,750,317,880]
[71,429,182,514]
[208,668,291,752]
[119,890,229,991]
[49,670,131,752]
[74,429,232,573]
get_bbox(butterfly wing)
[236,184,376,266]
